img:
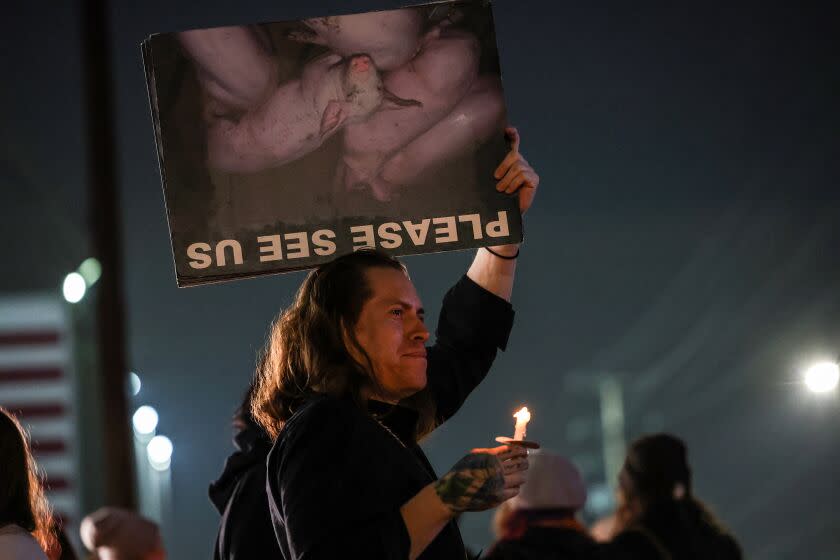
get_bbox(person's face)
[351,266,430,402]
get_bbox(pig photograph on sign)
[143,0,522,286]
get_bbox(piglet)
[336,26,480,195]
[368,75,506,201]
[288,9,425,71]
[206,53,386,173]
[178,26,278,114]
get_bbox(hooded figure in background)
[597,434,742,560]
[485,451,596,560]
[208,384,280,560]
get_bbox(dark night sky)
[2,1,840,558]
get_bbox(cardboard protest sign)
[143,0,522,286]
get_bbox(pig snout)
[349,54,372,74]
[341,55,384,117]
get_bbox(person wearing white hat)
[485,450,596,560]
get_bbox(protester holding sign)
[248,127,538,560]
[143,1,522,284]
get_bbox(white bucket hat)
[509,450,587,511]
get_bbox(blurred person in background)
[208,382,280,559]
[79,508,164,560]
[596,434,742,560]
[485,450,596,560]
[0,407,56,560]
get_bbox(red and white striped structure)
[0,294,80,535]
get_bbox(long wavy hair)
[251,249,436,440]
[0,407,57,553]
[615,433,738,557]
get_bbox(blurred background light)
[585,482,614,517]
[804,361,840,394]
[132,405,159,436]
[129,371,142,396]
[147,435,173,471]
[62,272,86,303]
[78,257,102,286]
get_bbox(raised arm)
[420,275,515,425]
[467,127,540,301]
[414,129,537,424]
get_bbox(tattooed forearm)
[434,452,504,513]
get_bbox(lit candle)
[513,407,531,441]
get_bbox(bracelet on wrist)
[484,246,520,260]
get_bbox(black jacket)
[484,526,598,560]
[267,275,515,560]
[208,414,279,560]
[596,502,742,560]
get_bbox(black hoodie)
[485,526,598,560]
[208,412,279,559]
[597,501,742,560]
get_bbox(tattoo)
[435,453,504,512]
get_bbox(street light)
[62,272,87,303]
[132,405,159,437]
[804,361,839,394]
[129,371,142,397]
[78,257,102,287]
[147,435,173,472]
[144,435,174,536]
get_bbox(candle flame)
[514,407,531,422]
